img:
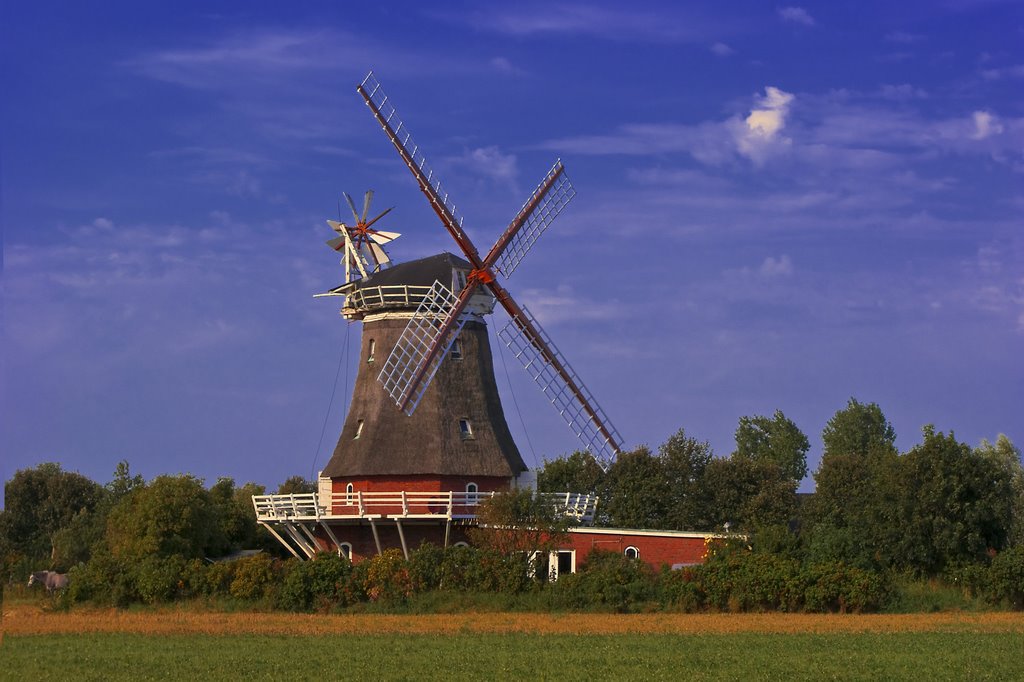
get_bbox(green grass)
[4,632,1023,680]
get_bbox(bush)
[553,550,657,612]
[364,549,413,604]
[229,554,278,602]
[277,553,352,612]
[803,562,889,613]
[987,546,1024,610]
[64,551,137,607]
[407,543,445,593]
[134,555,186,604]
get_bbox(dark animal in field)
[28,570,69,593]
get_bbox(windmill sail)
[498,306,622,468]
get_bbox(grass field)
[4,606,1024,680]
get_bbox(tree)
[975,435,1024,548]
[468,488,570,566]
[734,410,810,482]
[277,476,316,495]
[105,475,224,561]
[822,398,896,459]
[2,463,106,563]
[701,457,798,531]
[893,426,1014,574]
[537,451,604,493]
[659,428,714,530]
[599,446,671,529]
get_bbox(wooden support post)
[260,522,302,560]
[320,521,343,555]
[368,518,383,555]
[395,519,409,560]
[283,523,316,558]
[297,523,320,551]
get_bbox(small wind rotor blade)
[361,190,373,223]
[327,219,348,235]
[343,193,361,223]
[497,305,623,469]
[377,280,469,414]
[368,230,401,244]
[367,242,391,266]
[493,160,576,278]
[326,236,346,252]
[364,206,394,229]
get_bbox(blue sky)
[3,1,1022,501]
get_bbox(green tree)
[822,398,897,459]
[105,474,225,562]
[975,435,1024,547]
[277,476,316,495]
[659,428,714,530]
[701,457,798,531]
[807,400,901,569]
[468,488,570,557]
[894,426,1014,574]
[2,462,106,563]
[537,451,604,493]
[734,410,810,482]
[599,446,671,529]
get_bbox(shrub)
[229,553,278,601]
[553,550,657,612]
[408,543,445,593]
[987,546,1024,610]
[803,562,889,613]
[659,566,704,612]
[364,549,413,604]
[134,555,186,604]
[277,553,352,612]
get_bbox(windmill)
[325,190,401,285]
[356,71,623,468]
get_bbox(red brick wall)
[312,522,710,570]
[565,531,709,568]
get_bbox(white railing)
[252,490,598,524]
[342,285,435,313]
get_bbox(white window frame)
[367,338,376,363]
[466,481,479,504]
[339,542,353,560]
[354,419,364,439]
[624,545,640,560]
[458,418,474,439]
[345,482,354,503]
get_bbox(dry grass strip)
[4,605,1024,637]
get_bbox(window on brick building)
[624,546,640,560]
[339,543,352,560]
[466,481,479,504]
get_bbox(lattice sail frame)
[498,306,623,468]
[495,161,576,278]
[377,280,468,414]
[360,72,467,234]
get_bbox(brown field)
[4,604,1024,637]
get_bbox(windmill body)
[252,72,719,570]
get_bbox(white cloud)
[759,255,793,277]
[777,6,815,26]
[490,56,526,76]
[980,64,1024,81]
[736,86,795,162]
[972,111,1004,140]
[450,146,520,185]
[711,42,734,57]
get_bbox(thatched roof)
[322,251,525,481]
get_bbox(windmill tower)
[254,72,621,563]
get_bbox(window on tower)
[458,419,474,439]
[453,269,468,292]
[466,482,479,504]
[354,420,364,439]
[367,339,376,363]
[451,337,463,360]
